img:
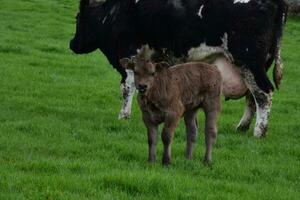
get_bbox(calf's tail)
[273,0,288,89]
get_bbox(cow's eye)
[150,72,155,76]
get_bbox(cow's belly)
[213,57,248,99]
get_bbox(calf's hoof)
[162,157,171,166]
[148,157,156,164]
[203,157,212,167]
[185,153,193,160]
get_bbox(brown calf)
[120,48,222,165]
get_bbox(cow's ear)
[119,58,134,70]
[155,61,170,72]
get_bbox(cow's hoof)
[236,123,250,133]
[118,112,131,120]
[253,126,267,138]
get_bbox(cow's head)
[120,46,169,94]
[70,0,106,54]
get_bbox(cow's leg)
[184,110,198,160]
[236,92,256,132]
[241,68,273,138]
[119,69,135,119]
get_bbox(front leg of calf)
[119,69,135,119]
[236,92,256,132]
[161,113,181,166]
[184,110,198,160]
[146,123,158,163]
[241,68,273,138]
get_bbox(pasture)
[0,0,299,199]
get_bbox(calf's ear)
[155,61,170,72]
[119,58,134,70]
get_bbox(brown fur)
[120,48,222,165]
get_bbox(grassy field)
[0,0,300,199]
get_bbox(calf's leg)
[161,112,181,166]
[236,92,256,132]
[203,110,219,165]
[203,96,220,165]
[146,123,158,163]
[184,110,198,160]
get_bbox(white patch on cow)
[254,96,272,138]
[241,68,273,138]
[135,0,140,3]
[197,5,204,18]
[187,43,224,61]
[233,0,251,4]
[221,32,228,50]
[102,15,107,24]
[220,33,234,62]
[282,13,286,24]
[246,48,249,52]
[187,42,233,63]
[119,69,136,119]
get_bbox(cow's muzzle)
[69,39,81,54]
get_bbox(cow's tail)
[273,0,288,90]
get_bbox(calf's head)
[70,0,106,54]
[120,57,169,94]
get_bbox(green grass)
[0,0,300,199]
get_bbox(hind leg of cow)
[236,92,256,132]
[119,69,135,119]
[184,110,198,160]
[241,68,273,138]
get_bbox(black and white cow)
[70,0,288,137]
